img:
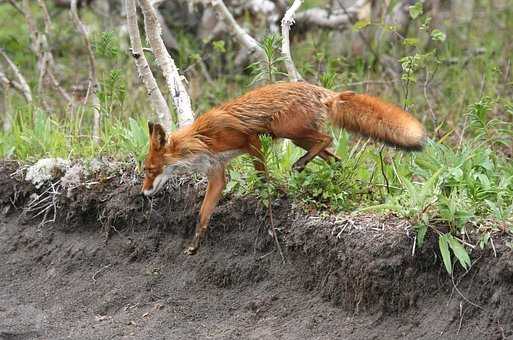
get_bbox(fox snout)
[141,171,170,197]
[142,177,158,196]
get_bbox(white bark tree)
[125,0,173,131]
[138,0,195,127]
[281,0,303,82]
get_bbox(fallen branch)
[281,0,303,82]
[70,0,101,142]
[125,0,172,131]
[207,0,267,64]
[295,0,367,29]
[0,49,33,102]
[139,0,195,127]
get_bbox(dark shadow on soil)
[1,161,512,339]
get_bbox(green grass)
[1,1,512,273]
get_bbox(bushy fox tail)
[323,91,426,150]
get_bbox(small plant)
[247,34,286,84]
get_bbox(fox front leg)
[185,165,226,255]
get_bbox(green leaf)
[420,16,432,31]
[409,2,423,20]
[403,38,419,46]
[448,236,471,270]
[353,19,370,32]
[416,224,428,247]
[212,40,226,53]
[479,232,490,249]
[383,24,399,32]
[431,29,446,42]
[439,234,453,274]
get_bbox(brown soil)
[1,161,512,340]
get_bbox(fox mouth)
[143,171,171,196]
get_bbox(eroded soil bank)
[1,162,512,339]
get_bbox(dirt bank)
[1,161,512,339]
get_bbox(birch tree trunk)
[125,0,172,131]
[281,0,303,82]
[138,0,194,127]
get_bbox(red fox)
[142,82,426,255]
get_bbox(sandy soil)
[1,162,512,340]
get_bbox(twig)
[267,201,285,264]
[139,0,195,127]
[21,0,73,107]
[281,0,303,82]
[70,0,101,142]
[36,0,52,34]
[335,0,381,63]
[457,301,464,334]
[0,49,32,102]
[345,79,401,87]
[6,0,24,15]
[450,274,487,312]
[379,145,390,194]
[207,0,267,64]
[92,264,113,283]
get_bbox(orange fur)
[142,82,426,255]
[323,91,426,150]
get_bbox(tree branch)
[281,0,303,82]
[6,0,24,16]
[125,0,172,131]
[0,48,33,102]
[70,0,101,141]
[295,0,367,29]
[138,0,194,128]
[21,0,73,107]
[206,0,267,64]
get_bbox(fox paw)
[292,162,305,172]
[184,246,198,256]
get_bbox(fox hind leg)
[292,138,340,164]
[246,135,266,174]
[286,130,333,172]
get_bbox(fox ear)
[148,121,154,135]
[338,91,355,101]
[150,123,166,149]
[321,95,337,107]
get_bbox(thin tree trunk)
[125,0,172,131]
[281,0,303,82]
[138,0,195,128]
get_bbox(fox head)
[142,122,172,196]
[142,121,220,196]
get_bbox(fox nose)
[141,184,153,196]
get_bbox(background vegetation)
[0,0,512,273]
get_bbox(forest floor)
[1,161,512,340]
